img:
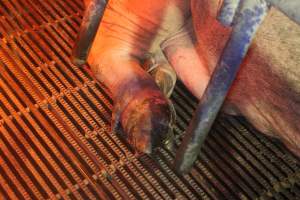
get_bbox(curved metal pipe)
[175,0,269,174]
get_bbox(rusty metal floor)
[0,0,300,199]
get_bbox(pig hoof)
[143,54,177,98]
[112,89,175,154]
[148,63,177,98]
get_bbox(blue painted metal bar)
[72,0,108,66]
[175,0,269,174]
[217,0,241,27]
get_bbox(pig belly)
[192,1,300,155]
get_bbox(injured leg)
[88,41,175,154]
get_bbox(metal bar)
[3,0,300,198]
[175,0,269,174]
[72,0,108,66]
[217,0,241,27]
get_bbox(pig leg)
[160,18,240,116]
[161,19,211,100]
[85,0,191,153]
[88,43,174,154]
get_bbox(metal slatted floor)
[0,0,299,199]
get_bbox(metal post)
[175,0,269,174]
[72,0,108,66]
[217,0,241,27]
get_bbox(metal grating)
[0,0,299,199]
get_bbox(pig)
[84,0,300,156]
